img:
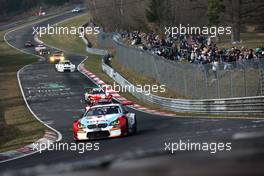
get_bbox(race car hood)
[80,114,121,126]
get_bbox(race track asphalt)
[1,11,264,175]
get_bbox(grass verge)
[215,33,264,49]
[0,30,45,152]
[40,13,90,55]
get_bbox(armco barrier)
[102,60,264,115]
[81,28,107,55]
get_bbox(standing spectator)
[212,58,219,79]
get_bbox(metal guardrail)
[102,60,264,115]
[81,29,107,55]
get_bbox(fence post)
[216,70,220,98]
[258,59,264,96]
[184,71,188,97]
[243,67,247,97]
[204,66,209,98]
[194,66,197,99]
[229,70,233,98]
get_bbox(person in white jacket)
[212,59,219,79]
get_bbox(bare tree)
[225,0,264,42]
[86,0,263,37]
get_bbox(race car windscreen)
[85,106,121,116]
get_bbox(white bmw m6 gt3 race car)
[72,103,137,141]
[55,60,76,72]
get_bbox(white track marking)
[232,132,264,140]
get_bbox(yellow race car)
[49,51,65,63]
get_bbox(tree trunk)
[231,0,241,42]
[232,21,241,42]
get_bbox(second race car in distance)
[49,51,65,63]
[72,7,82,13]
[24,41,35,47]
[38,48,50,56]
[35,44,46,52]
[84,87,112,106]
[72,103,137,141]
[55,60,76,72]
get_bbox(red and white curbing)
[0,130,58,163]
[78,64,175,117]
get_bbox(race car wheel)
[131,117,137,135]
[127,116,137,135]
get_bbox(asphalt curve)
[1,11,264,174]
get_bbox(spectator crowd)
[120,30,264,69]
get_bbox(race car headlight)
[78,123,85,129]
[50,57,55,62]
[110,119,120,126]
[89,96,97,100]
